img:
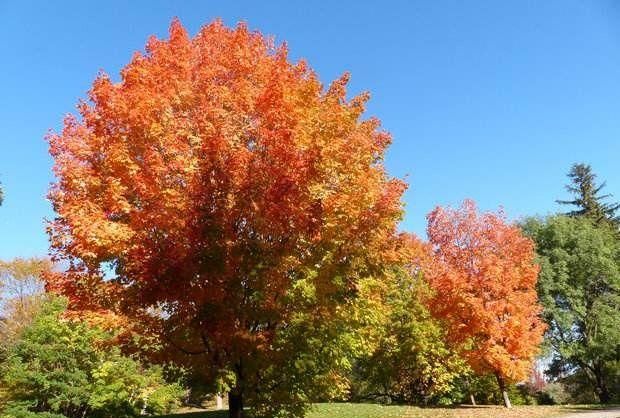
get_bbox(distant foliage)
[0,258,48,312]
[0,298,185,418]
[0,258,50,359]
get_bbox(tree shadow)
[158,411,229,418]
[560,405,620,412]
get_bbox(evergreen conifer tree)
[556,163,619,225]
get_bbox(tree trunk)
[594,370,611,404]
[495,373,512,408]
[229,359,245,418]
[469,393,477,406]
[228,389,243,418]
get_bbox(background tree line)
[4,163,617,417]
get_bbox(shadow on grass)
[158,411,228,418]
[560,404,620,412]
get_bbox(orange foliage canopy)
[46,18,405,392]
[426,200,545,383]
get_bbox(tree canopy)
[556,163,619,226]
[46,19,406,418]
[522,215,620,403]
[426,200,546,408]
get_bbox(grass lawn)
[306,403,407,418]
[306,403,570,418]
[158,403,612,418]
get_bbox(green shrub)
[532,383,565,405]
[1,402,67,418]
[506,384,536,406]
[0,297,185,418]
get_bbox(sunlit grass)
[158,403,618,418]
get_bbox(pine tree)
[556,163,619,225]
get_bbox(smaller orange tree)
[426,200,545,407]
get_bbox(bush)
[1,402,67,418]
[536,382,571,405]
[0,297,185,418]
[507,383,536,406]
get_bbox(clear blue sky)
[1,0,619,259]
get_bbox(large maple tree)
[426,200,545,408]
[46,19,405,417]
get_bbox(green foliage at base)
[0,403,67,418]
[0,298,185,418]
[350,271,467,405]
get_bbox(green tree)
[0,298,185,418]
[350,268,467,405]
[522,216,620,403]
[556,163,619,226]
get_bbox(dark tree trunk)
[594,368,611,404]
[229,359,245,418]
[228,389,243,418]
[583,360,612,404]
[495,373,512,409]
[597,387,611,404]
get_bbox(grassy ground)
[306,403,570,418]
[306,403,407,418]
[159,403,612,418]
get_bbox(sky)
[1,0,619,259]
